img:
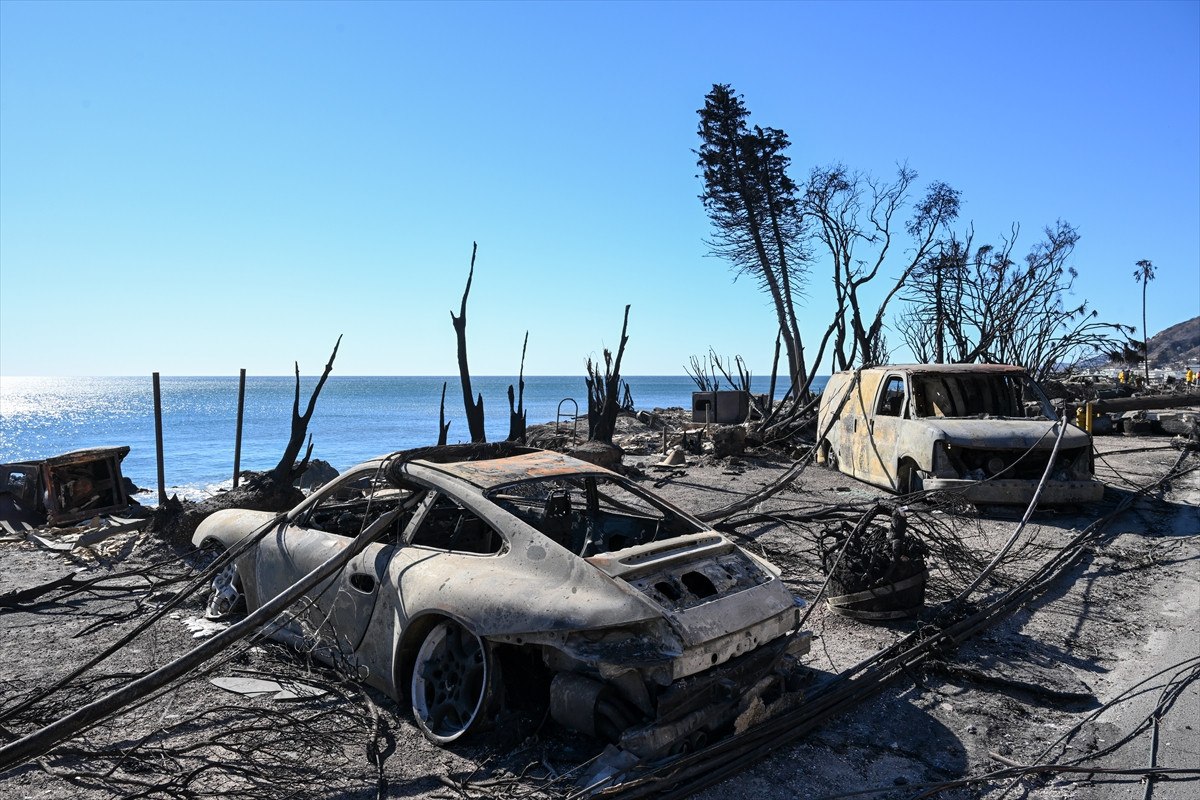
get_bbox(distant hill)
[1149,316,1200,368]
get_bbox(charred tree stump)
[451,243,486,442]
[586,305,631,444]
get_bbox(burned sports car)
[193,444,811,756]
[816,364,1104,505]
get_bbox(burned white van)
[816,365,1104,505]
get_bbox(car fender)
[192,508,280,608]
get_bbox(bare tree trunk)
[507,332,529,443]
[270,335,342,485]
[766,330,781,415]
[1142,279,1151,385]
[451,243,486,442]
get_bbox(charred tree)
[586,305,631,444]
[437,381,452,446]
[899,223,1132,380]
[270,335,342,486]
[507,331,529,443]
[804,165,960,371]
[451,243,486,443]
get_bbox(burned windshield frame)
[910,372,1055,420]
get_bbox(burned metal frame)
[0,446,133,529]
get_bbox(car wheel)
[898,461,924,495]
[410,619,496,743]
[201,541,244,620]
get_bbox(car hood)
[917,418,1090,449]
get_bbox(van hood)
[917,419,1090,450]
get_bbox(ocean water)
[0,375,823,502]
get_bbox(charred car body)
[817,365,1104,505]
[193,444,810,756]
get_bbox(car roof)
[409,449,613,490]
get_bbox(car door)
[253,468,404,654]
[846,370,885,482]
[860,373,908,489]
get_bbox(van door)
[845,371,885,481]
[855,373,907,489]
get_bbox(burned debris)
[820,505,928,620]
[1,447,138,531]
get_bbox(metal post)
[1085,401,1094,436]
[152,372,166,505]
[233,369,246,489]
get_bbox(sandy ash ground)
[0,413,1197,800]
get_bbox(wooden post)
[152,372,166,505]
[233,368,246,488]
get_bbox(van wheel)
[821,441,839,472]
[898,461,923,495]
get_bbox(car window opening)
[877,376,906,417]
[301,472,426,542]
[489,475,704,557]
[911,374,1053,420]
[408,493,504,555]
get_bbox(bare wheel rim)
[411,620,489,742]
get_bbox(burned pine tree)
[586,305,632,444]
[451,243,487,443]
[697,84,813,397]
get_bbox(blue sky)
[1,0,1197,377]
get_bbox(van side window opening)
[876,376,906,417]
